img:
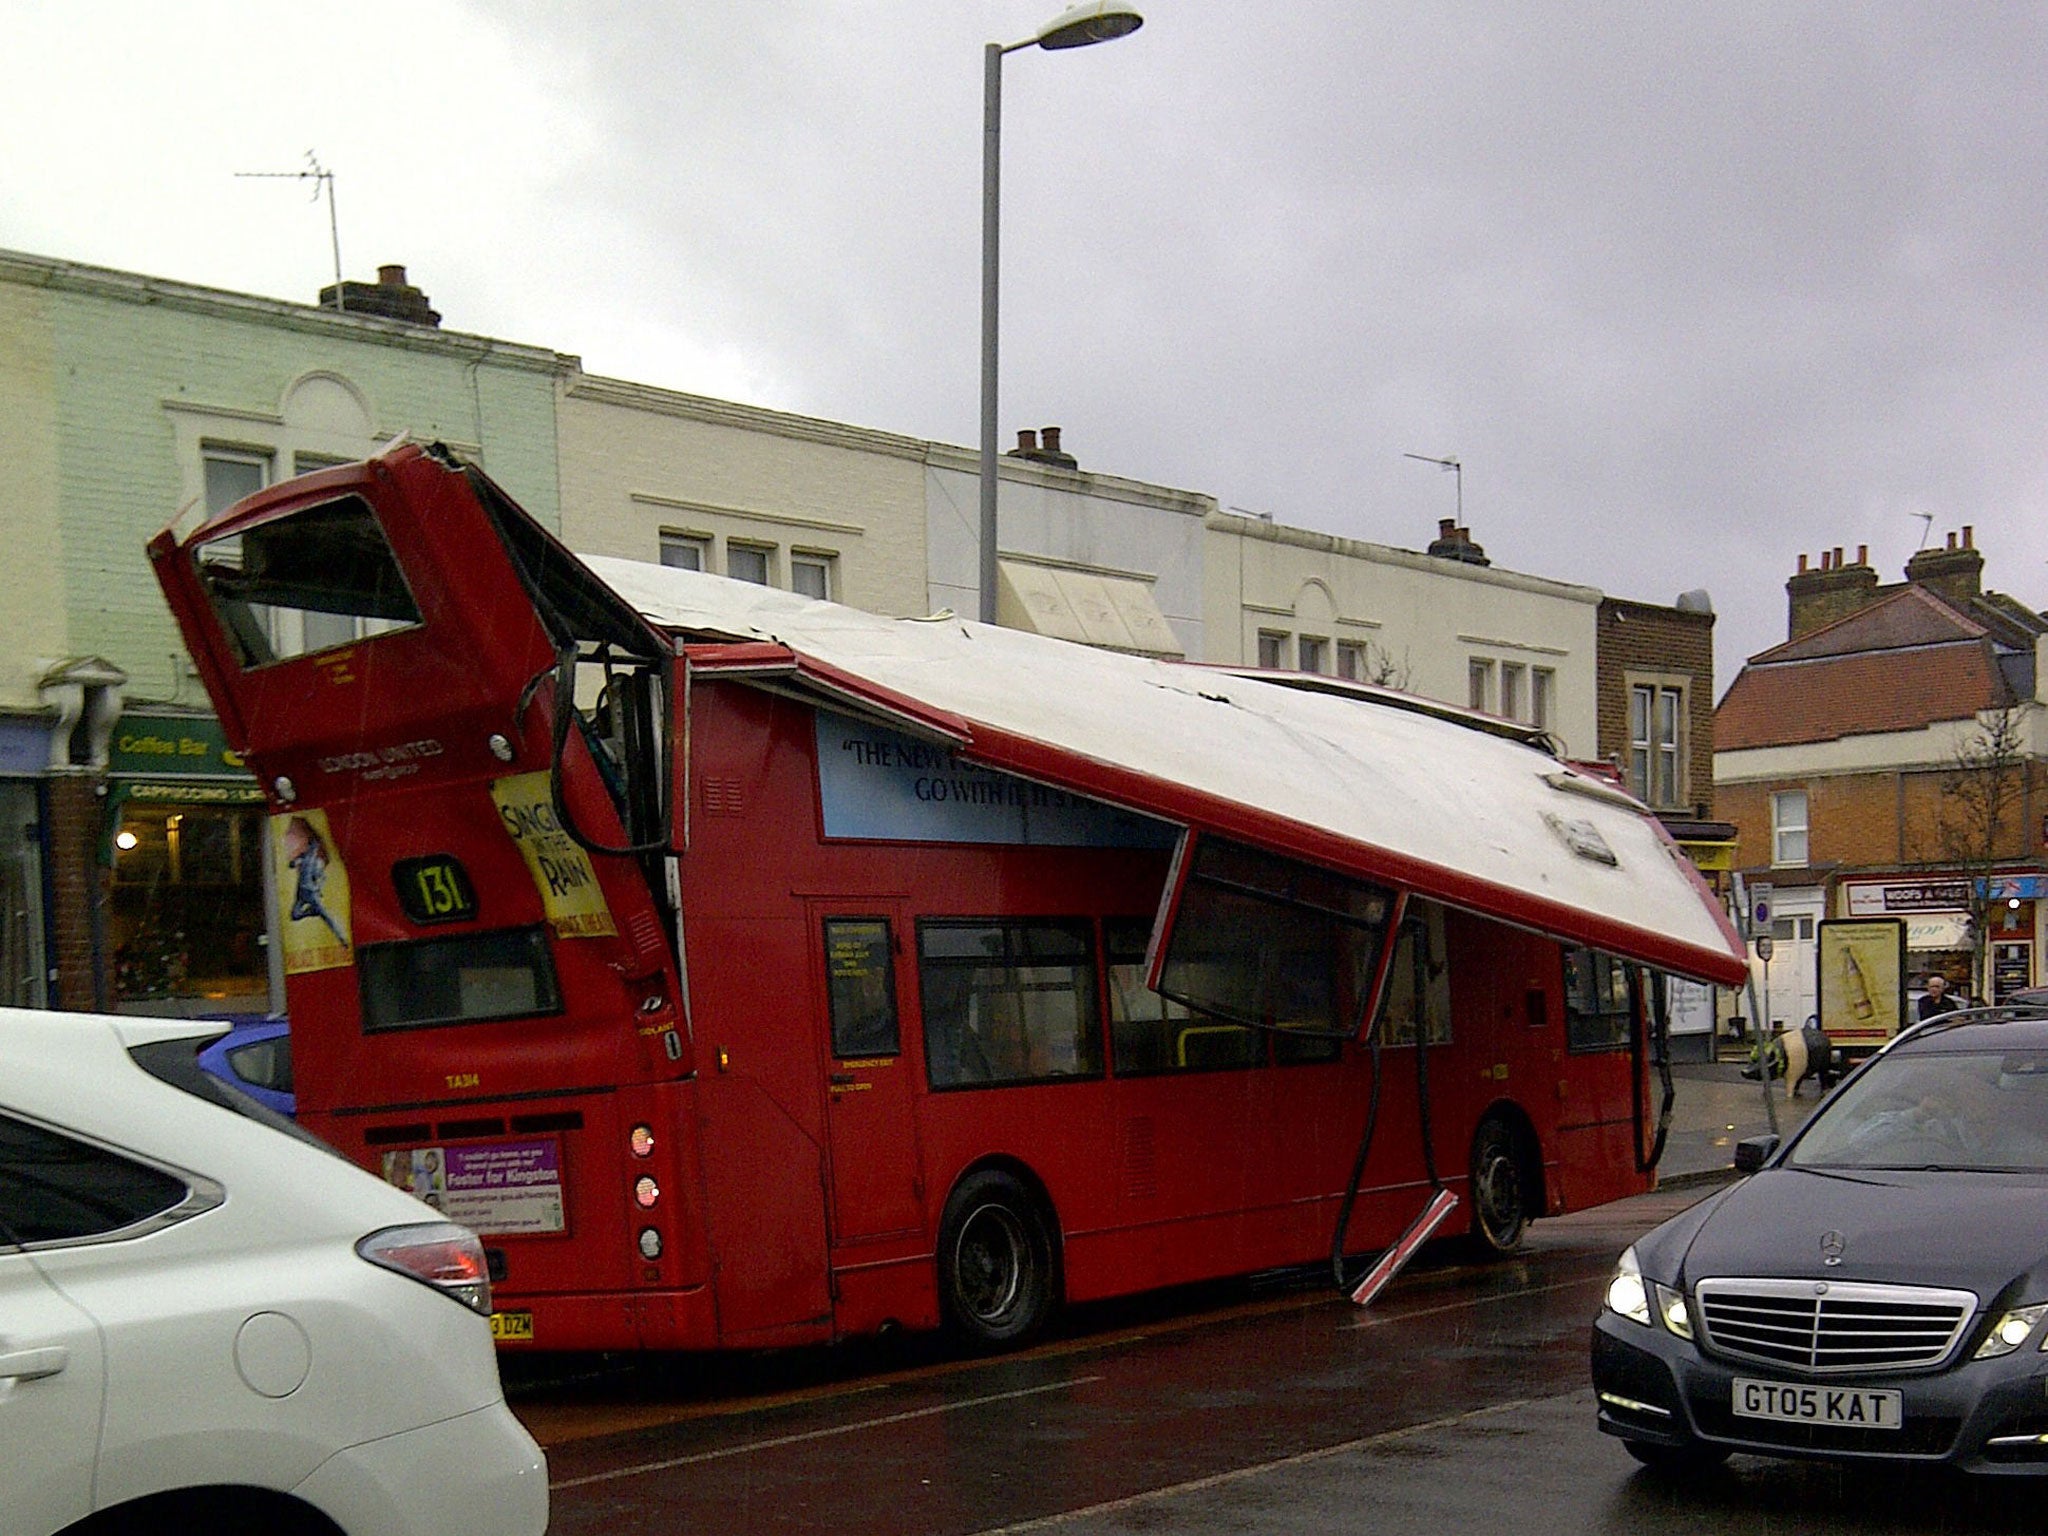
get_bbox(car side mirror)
[1733,1134,1780,1175]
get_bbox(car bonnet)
[1680,1165,2048,1294]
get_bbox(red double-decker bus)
[150,444,1746,1352]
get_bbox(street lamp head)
[1032,1,1143,50]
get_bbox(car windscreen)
[1788,1048,2048,1172]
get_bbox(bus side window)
[1378,904,1452,1049]
[919,920,1102,1090]
[1104,918,1261,1075]
[823,918,899,1060]
[1564,946,1633,1051]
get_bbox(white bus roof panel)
[587,557,1747,987]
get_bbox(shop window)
[919,920,1102,1089]
[111,803,269,1012]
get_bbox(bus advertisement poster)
[381,1141,566,1235]
[272,808,353,974]
[489,771,618,939]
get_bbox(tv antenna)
[1910,511,1934,550]
[235,152,344,309]
[1403,452,1462,523]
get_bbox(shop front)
[0,715,50,1008]
[106,711,273,1018]
[1841,875,2042,1007]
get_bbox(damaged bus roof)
[588,557,1747,988]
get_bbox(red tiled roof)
[1716,641,2009,750]
[1754,585,1986,663]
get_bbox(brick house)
[1714,530,2048,1030]
[1595,590,1734,1058]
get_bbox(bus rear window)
[193,494,422,667]
[359,927,562,1032]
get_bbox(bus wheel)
[939,1171,1055,1349]
[1468,1117,1529,1257]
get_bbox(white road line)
[550,1376,1106,1490]
[1345,1275,1596,1327]
[971,1395,1578,1534]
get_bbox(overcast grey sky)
[6,2,2045,688]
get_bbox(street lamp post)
[979,2,1143,625]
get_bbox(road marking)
[1344,1275,1595,1327]
[549,1376,1105,1490]
[969,1394,1576,1534]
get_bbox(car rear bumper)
[294,1400,547,1535]
[1594,1312,2048,1474]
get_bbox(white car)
[0,1009,547,1536]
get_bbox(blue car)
[196,1015,295,1116]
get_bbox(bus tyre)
[939,1171,1055,1350]
[1468,1117,1529,1257]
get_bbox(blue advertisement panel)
[815,712,1175,849]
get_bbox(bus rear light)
[629,1124,655,1158]
[634,1175,660,1209]
[357,1222,493,1316]
[638,1227,663,1261]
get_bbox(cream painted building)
[558,374,930,616]
[925,435,1212,659]
[1204,513,1601,759]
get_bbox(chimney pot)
[1040,426,1062,454]
[1856,544,1868,565]
[1016,429,1038,453]
[1833,546,1844,568]
[1963,524,1974,549]
[1798,553,1809,573]
[1947,531,1958,550]
[1438,518,1457,538]
[378,264,407,286]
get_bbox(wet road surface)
[512,1184,2038,1534]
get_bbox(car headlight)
[1604,1246,1693,1338]
[1606,1247,1652,1325]
[1975,1303,2048,1359]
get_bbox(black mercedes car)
[1594,1007,2048,1475]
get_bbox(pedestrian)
[1917,973,1961,1022]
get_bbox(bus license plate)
[1732,1378,1901,1429]
[490,1311,534,1343]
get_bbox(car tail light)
[357,1223,493,1317]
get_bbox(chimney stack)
[318,263,442,327]
[1905,527,1986,609]
[1786,542,1878,639]
[1005,424,1078,469]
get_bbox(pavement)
[1655,1057,1824,1188]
